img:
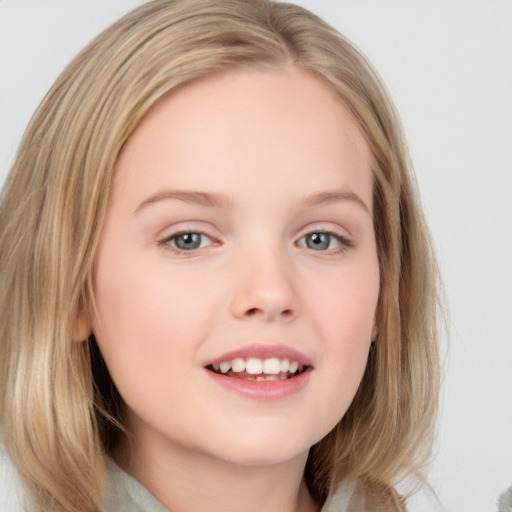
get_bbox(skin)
[87,64,380,512]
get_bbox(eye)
[162,232,213,251]
[297,231,352,252]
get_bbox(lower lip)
[205,369,311,400]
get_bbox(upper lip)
[204,343,313,367]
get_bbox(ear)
[73,309,92,342]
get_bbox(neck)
[113,434,320,512]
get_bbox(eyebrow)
[134,189,370,215]
[135,190,232,213]
[302,191,371,215]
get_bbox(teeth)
[212,357,303,377]
[256,375,281,381]
[219,361,231,374]
[262,357,280,375]
[280,359,290,372]
[231,357,245,372]
[246,358,263,374]
[289,361,299,373]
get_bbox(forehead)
[113,64,372,209]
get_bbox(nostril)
[244,307,293,318]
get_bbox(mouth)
[204,346,313,399]
[206,357,310,381]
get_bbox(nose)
[229,246,299,322]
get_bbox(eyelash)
[158,230,216,254]
[158,229,353,255]
[296,229,354,254]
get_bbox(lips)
[204,344,312,385]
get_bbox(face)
[91,65,379,469]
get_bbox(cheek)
[306,261,379,392]
[91,269,201,422]
[95,247,211,336]
[313,262,379,339]
[92,256,202,382]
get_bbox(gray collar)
[103,460,169,512]
[103,460,356,512]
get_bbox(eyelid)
[157,224,222,255]
[295,225,354,253]
[163,231,212,246]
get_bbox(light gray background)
[1,1,511,511]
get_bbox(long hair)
[0,1,440,510]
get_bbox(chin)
[214,447,309,468]
[201,428,316,468]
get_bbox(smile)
[204,344,313,399]
[207,357,307,381]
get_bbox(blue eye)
[298,232,350,251]
[165,232,212,251]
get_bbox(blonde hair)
[0,1,440,510]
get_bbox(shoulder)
[0,443,28,511]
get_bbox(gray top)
[0,444,362,511]
[103,460,361,512]
[103,460,169,512]
[499,486,512,512]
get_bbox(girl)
[0,1,441,510]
